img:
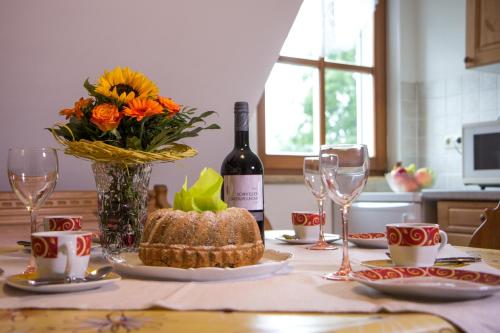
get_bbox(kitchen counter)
[421,190,500,201]
[357,190,500,202]
[358,191,421,202]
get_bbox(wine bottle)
[221,101,265,243]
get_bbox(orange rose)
[158,96,181,116]
[90,103,121,132]
[59,97,92,119]
[123,98,163,121]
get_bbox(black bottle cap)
[234,101,249,113]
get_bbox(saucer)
[6,271,121,293]
[360,259,469,269]
[276,234,340,245]
[351,267,500,301]
[348,233,387,249]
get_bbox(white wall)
[386,0,403,167]
[264,183,334,231]
[414,0,468,82]
[0,0,302,200]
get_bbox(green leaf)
[83,78,95,93]
[173,177,189,210]
[126,136,142,150]
[172,168,227,212]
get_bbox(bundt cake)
[139,207,264,268]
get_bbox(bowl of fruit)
[385,162,434,192]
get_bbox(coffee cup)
[291,211,325,240]
[43,216,82,232]
[31,231,92,279]
[386,223,448,267]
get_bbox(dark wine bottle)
[221,101,265,244]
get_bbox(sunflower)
[123,98,163,121]
[95,67,159,103]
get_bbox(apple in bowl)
[385,163,434,192]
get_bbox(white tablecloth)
[1,230,499,333]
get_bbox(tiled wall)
[400,72,500,190]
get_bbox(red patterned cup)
[43,216,82,231]
[291,211,326,240]
[31,231,92,279]
[386,223,448,267]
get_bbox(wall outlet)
[444,135,461,150]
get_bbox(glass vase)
[91,162,152,257]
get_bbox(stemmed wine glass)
[320,144,369,280]
[303,157,337,250]
[7,148,58,271]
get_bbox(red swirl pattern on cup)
[291,212,325,226]
[76,234,92,256]
[47,217,82,231]
[31,236,58,258]
[386,226,440,246]
[352,267,500,286]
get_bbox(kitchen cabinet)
[437,200,498,246]
[465,0,500,69]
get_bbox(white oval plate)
[276,234,340,245]
[351,267,500,301]
[348,233,387,249]
[6,272,121,293]
[113,249,293,282]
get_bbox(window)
[258,0,386,175]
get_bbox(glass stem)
[340,204,352,272]
[318,198,325,242]
[28,207,37,234]
[27,207,38,272]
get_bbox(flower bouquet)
[50,66,219,255]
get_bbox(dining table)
[1,229,499,333]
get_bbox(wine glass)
[303,157,337,250]
[7,148,58,271]
[320,144,369,281]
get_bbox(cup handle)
[60,242,77,277]
[438,230,448,251]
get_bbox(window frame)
[257,0,387,175]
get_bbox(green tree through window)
[284,49,357,152]
[259,0,386,174]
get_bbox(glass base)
[105,254,127,264]
[23,264,36,275]
[23,256,36,274]
[307,241,338,250]
[323,271,352,281]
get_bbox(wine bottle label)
[223,175,263,210]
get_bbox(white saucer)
[351,267,500,301]
[6,272,121,293]
[112,249,292,282]
[275,234,340,245]
[348,233,387,249]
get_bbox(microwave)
[463,120,500,189]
